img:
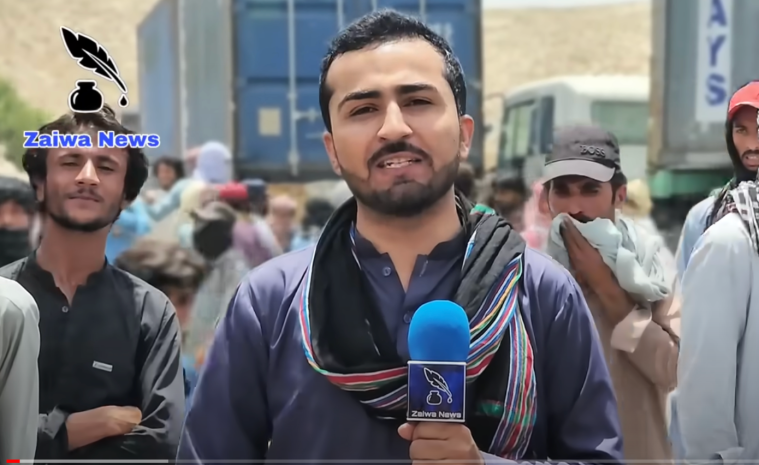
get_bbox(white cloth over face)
[547,212,670,303]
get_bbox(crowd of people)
[2,8,759,465]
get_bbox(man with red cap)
[676,81,759,280]
[671,81,759,461]
[217,181,281,267]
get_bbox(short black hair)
[21,104,149,204]
[152,155,185,179]
[493,174,527,198]
[302,198,334,229]
[318,9,466,132]
[115,239,207,293]
[610,170,627,193]
[0,176,35,213]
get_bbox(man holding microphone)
[179,10,623,464]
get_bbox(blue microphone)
[406,300,470,422]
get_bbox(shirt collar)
[351,224,467,260]
[24,251,111,290]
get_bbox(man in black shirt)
[0,105,185,460]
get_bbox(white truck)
[496,75,650,185]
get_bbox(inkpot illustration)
[69,80,103,113]
[423,367,453,405]
[60,26,129,113]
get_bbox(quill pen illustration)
[60,27,129,107]
[423,367,453,402]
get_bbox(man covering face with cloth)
[544,125,680,464]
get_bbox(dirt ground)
[0,0,650,165]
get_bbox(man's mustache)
[367,141,430,168]
[68,188,104,202]
[741,150,759,158]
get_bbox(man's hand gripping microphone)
[398,300,483,465]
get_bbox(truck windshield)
[590,100,649,145]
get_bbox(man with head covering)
[183,201,249,358]
[193,141,233,185]
[218,182,280,267]
[140,141,233,226]
[676,81,759,281]
[542,125,678,463]
[669,82,759,456]
[0,176,36,267]
[671,83,759,462]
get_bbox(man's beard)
[45,196,121,233]
[339,154,460,218]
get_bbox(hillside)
[0,0,161,117]
[0,0,651,163]
[481,1,651,161]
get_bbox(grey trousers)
[0,277,40,461]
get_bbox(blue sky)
[483,0,648,8]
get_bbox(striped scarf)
[711,180,759,253]
[707,177,737,228]
[298,196,537,459]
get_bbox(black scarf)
[0,228,31,267]
[306,194,528,449]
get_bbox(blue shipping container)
[136,0,180,160]
[137,0,235,161]
[138,0,483,181]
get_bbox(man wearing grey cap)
[544,125,679,463]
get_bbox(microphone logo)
[424,367,453,404]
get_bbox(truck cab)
[496,75,649,185]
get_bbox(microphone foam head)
[408,300,470,362]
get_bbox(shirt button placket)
[61,305,69,313]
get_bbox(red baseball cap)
[217,182,248,202]
[728,82,759,120]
